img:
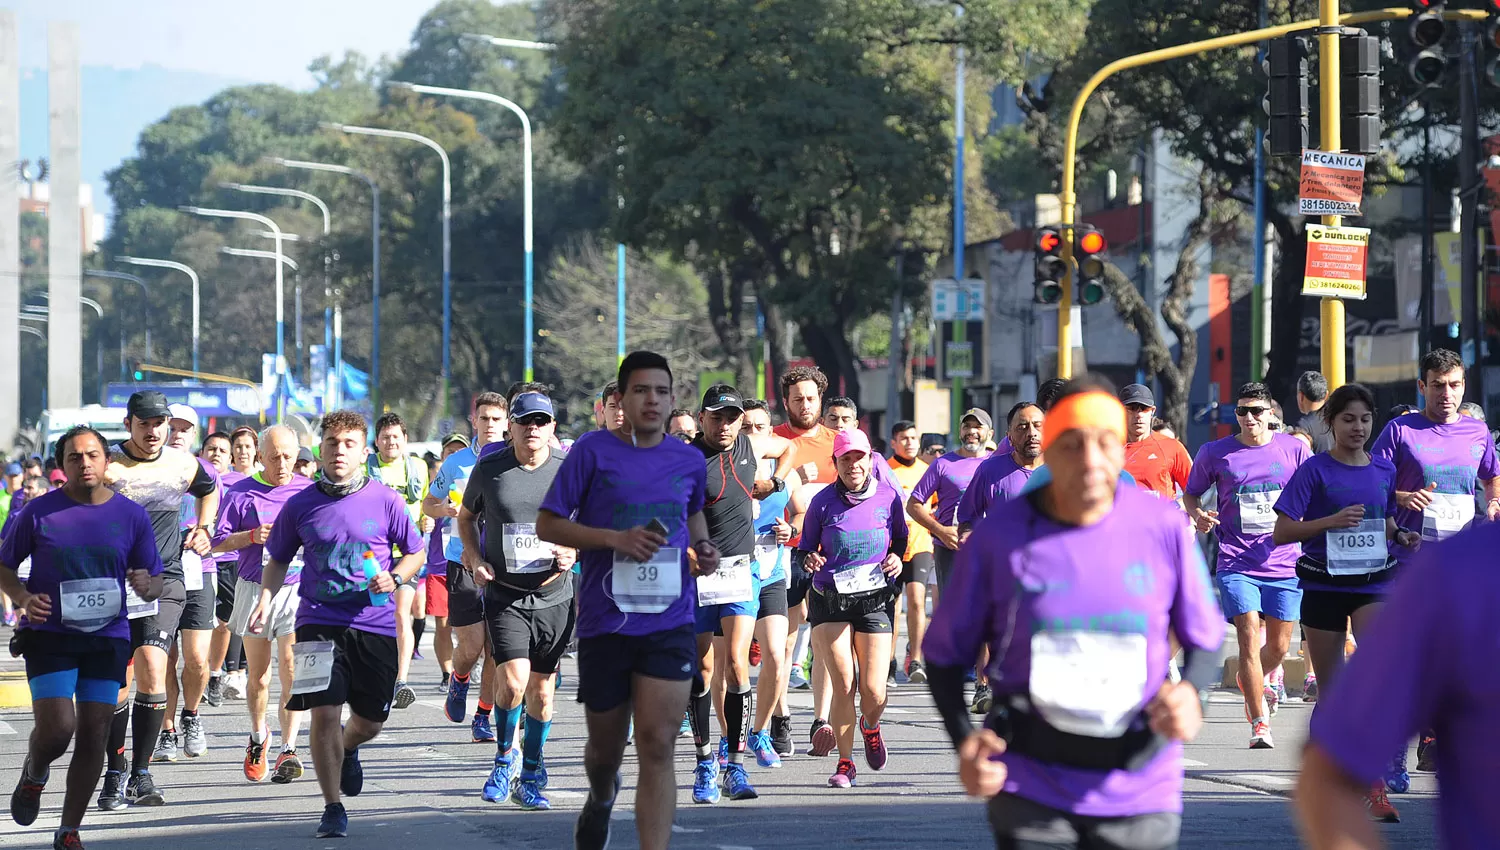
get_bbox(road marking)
[1236,773,1296,788]
[0,721,13,735]
[1182,758,1207,767]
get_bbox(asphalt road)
[0,643,1440,849]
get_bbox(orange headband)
[1039,391,1127,452]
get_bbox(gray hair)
[1297,371,1328,403]
[259,424,299,450]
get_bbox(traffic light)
[1263,35,1310,157]
[1341,33,1382,156]
[1074,226,1108,306]
[1407,1,1448,88]
[130,360,143,381]
[1033,227,1065,305]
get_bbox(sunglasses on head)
[1236,405,1271,417]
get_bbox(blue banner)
[106,383,263,418]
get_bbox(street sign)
[944,341,974,378]
[1302,225,1370,300]
[1298,150,1366,216]
[931,278,986,322]
[105,383,262,417]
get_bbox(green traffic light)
[133,370,143,381]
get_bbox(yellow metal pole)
[1317,0,1345,389]
[138,363,270,424]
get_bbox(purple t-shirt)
[1183,433,1310,579]
[1371,412,1499,563]
[538,429,707,639]
[213,469,247,567]
[923,485,1223,817]
[265,480,423,637]
[909,451,989,542]
[1308,525,1500,848]
[427,516,448,575]
[1273,453,1399,594]
[0,489,163,640]
[795,482,907,594]
[216,473,315,584]
[956,452,1036,527]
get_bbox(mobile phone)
[646,518,669,537]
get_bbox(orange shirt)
[887,456,935,558]
[1122,432,1193,499]
[773,423,837,487]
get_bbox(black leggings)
[988,793,1179,850]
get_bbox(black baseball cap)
[1120,384,1156,408]
[701,385,745,413]
[127,391,172,420]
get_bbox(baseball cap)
[296,447,315,464]
[4,462,20,476]
[701,385,745,413]
[48,469,65,484]
[1120,384,1156,408]
[510,392,556,422]
[127,390,171,420]
[833,428,873,459]
[167,403,199,429]
[440,432,471,449]
[961,408,993,430]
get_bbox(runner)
[956,402,1045,539]
[425,394,510,742]
[251,410,425,838]
[536,351,718,850]
[668,409,697,443]
[3,426,163,850]
[293,447,318,480]
[925,376,1223,849]
[1119,385,1192,501]
[367,413,434,710]
[1182,382,1310,749]
[98,391,218,810]
[426,434,470,692]
[594,381,623,431]
[741,399,796,763]
[1295,371,1334,453]
[456,386,575,810]
[202,429,245,709]
[885,420,934,686]
[1272,381,1419,822]
[214,425,314,784]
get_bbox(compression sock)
[522,713,551,772]
[477,698,494,721]
[130,693,167,774]
[226,635,243,671]
[725,686,751,764]
[689,688,714,760]
[107,700,130,773]
[498,704,523,756]
[411,617,427,654]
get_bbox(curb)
[0,671,29,709]
[1220,656,1309,692]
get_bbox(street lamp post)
[326,123,450,415]
[265,157,383,416]
[183,206,287,421]
[26,296,106,401]
[83,269,152,364]
[116,257,199,377]
[389,80,535,380]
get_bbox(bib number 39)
[611,548,682,614]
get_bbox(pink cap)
[833,428,872,459]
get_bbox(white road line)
[1236,773,1296,788]
[0,720,14,735]
[1182,758,1208,767]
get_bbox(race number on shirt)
[832,560,886,595]
[1238,489,1281,535]
[290,640,336,695]
[125,582,158,619]
[1423,492,1475,541]
[611,548,682,613]
[1326,518,1388,575]
[182,550,203,591]
[59,577,122,633]
[753,533,780,580]
[696,554,753,605]
[501,523,552,574]
[1029,630,1149,737]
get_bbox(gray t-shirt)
[1297,410,1334,453]
[461,446,571,610]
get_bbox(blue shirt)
[431,446,480,563]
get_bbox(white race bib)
[753,533,780,580]
[832,560,886,595]
[1326,518,1388,575]
[696,554,754,605]
[611,548,682,613]
[1237,489,1281,535]
[501,523,552,574]
[1422,492,1475,542]
[59,578,122,633]
[182,550,203,591]
[125,582,158,620]
[1029,631,1149,737]
[290,640,336,695]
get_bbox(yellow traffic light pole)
[1056,5,1490,383]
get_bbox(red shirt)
[1123,433,1192,499]
[773,423,837,487]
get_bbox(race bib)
[1422,492,1475,542]
[696,554,753,605]
[290,640,336,695]
[17,557,30,581]
[501,523,552,574]
[266,551,306,579]
[182,550,203,591]
[125,582,158,620]
[611,548,682,613]
[1326,518,1388,575]
[60,577,122,633]
[832,560,886,595]
[1029,631,1149,737]
[753,533,780,580]
[799,462,819,484]
[1237,489,1281,535]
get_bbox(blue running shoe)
[691,758,721,804]
[717,737,729,769]
[472,713,496,743]
[482,751,518,803]
[339,749,363,797]
[679,711,691,736]
[444,678,470,723]
[748,730,782,768]
[721,763,758,801]
[315,802,348,838]
[1385,751,1411,794]
[511,772,550,810]
[533,757,548,790]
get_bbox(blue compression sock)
[498,704,523,756]
[522,713,551,771]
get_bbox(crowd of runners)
[2,343,1498,849]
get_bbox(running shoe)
[52,828,84,850]
[906,659,927,684]
[770,715,795,757]
[340,748,363,797]
[749,639,761,667]
[483,750,519,803]
[393,681,417,710]
[679,710,691,737]
[151,730,178,763]
[10,757,45,826]
[970,683,993,715]
[222,672,246,701]
[789,668,810,690]
[748,730,782,768]
[244,738,268,782]
[717,736,729,769]
[315,802,348,838]
[1249,720,1274,749]
[692,758,721,804]
[721,763,758,800]
[444,677,470,723]
[574,773,619,850]
[860,718,888,770]
[1303,673,1318,703]
[828,758,857,788]
[1384,751,1410,794]
[809,719,836,758]
[472,712,496,743]
[1263,684,1280,718]
[887,658,899,688]
[1271,667,1287,710]
[510,772,550,810]
[97,770,127,812]
[1416,734,1438,772]
[125,772,164,807]
[181,714,207,758]
[272,749,303,784]
[204,676,225,707]
[436,673,451,692]
[533,757,548,790]
[1365,783,1400,823]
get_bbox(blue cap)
[510,392,555,421]
[4,463,20,476]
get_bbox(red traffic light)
[1078,229,1107,255]
[1036,228,1062,254]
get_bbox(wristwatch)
[771,476,786,493]
[391,572,408,589]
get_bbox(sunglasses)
[1235,405,1272,417]
[513,414,553,428]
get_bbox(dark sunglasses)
[513,414,552,428]
[1235,405,1272,417]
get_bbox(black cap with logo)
[127,391,172,420]
[700,385,745,413]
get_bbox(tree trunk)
[1264,207,1306,401]
[755,280,791,410]
[705,260,754,390]
[800,319,862,408]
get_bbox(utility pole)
[1459,20,1484,405]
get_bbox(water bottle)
[362,551,391,607]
